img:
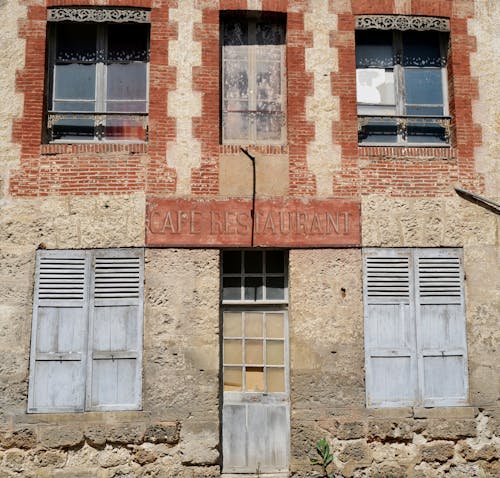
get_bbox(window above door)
[221,13,286,145]
[222,250,288,304]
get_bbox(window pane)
[245,340,263,365]
[245,312,263,337]
[406,106,445,116]
[256,22,284,47]
[266,313,284,339]
[224,312,242,337]
[223,251,241,274]
[56,23,97,62]
[246,367,264,392]
[256,112,282,141]
[257,61,281,102]
[357,104,397,116]
[107,63,147,103]
[54,64,96,101]
[266,277,285,300]
[356,69,395,106]
[267,368,285,392]
[224,367,242,391]
[403,31,444,67]
[244,251,262,273]
[224,339,242,364]
[108,24,149,62]
[266,251,284,273]
[355,30,394,68]
[266,341,284,366]
[105,117,147,141]
[404,69,444,107]
[224,22,249,49]
[223,112,250,141]
[223,61,249,102]
[223,277,241,301]
[244,277,263,300]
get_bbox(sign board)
[146,198,360,247]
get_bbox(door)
[221,251,289,474]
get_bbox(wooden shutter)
[87,249,144,411]
[414,249,468,406]
[363,248,468,408]
[28,250,90,413]
[363,249,417,407]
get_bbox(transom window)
[222,250,287,303]
[46,10,149,142]
[221,14,286,145]
[356,21,450,145]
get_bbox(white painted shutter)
[87,249,144,410]
[415,249,468,406]
[28,250,89,413]
[363,249,417,407]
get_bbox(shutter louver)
[94,257,141,299]
[38,257,86,300]
[366,257,410,298]
[418,257,461,301]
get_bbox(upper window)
[45,8,150,143]
[221,14,286,145]
[355,15,450,145]
[363,248,468,408]
[28,249,144,413]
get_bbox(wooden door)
[222,309,289,474]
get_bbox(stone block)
[423,419,476,440]
[368,419,426,441]
[413,407,476,420]
[179,420,219,466]
[96,447,130,468]
[106,424,146,445]
[133,447,158,465]
[337,439,371,463]
[369,462,408,478]
[33,449,67,468]
[39,426,84,449]
[420,441,455,463]
[459,442,499,462]
[0,426,36,449]
[144,422,180,445]
[290,421,326,462]
[3,449,25,473]
[320,419,366,440]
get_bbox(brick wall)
[9,0,484,198]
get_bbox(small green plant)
[310,437,336,478]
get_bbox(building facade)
[0,0,498,476]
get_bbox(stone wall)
[284,199,499,477]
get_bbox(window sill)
[41,142,148,155]
[19,410,148,423]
